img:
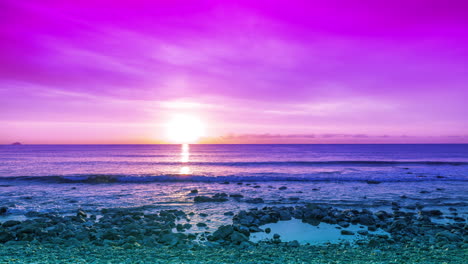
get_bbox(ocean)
[0,144,467,229]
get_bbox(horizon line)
[2,143,468,146]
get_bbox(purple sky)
[1,0,467,144]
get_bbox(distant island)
[11,142,22,145]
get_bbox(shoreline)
[0,202,466,263]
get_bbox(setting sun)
[165,114,205,144]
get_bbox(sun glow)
[165,114,205,144]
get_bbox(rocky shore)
[0,202,466,263]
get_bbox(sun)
[165,114,205,144]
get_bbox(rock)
[253,186,261,188]
[0,207,7,215]
[389,219,407,232]
[376,234,389,239]
[199,213,208,217]
[76,209,87,218]
[322,216,337,224]
[265,227,271,234]
[260,214,272,223]
[230,231,249,244]
[101,230,121,241]
[239,241,251,249]
[421,210,443,217]
[0,231,14,242]
[359,214,376,226]
[224,211,234,216]
[2,220,21,228]
[287,240,300,247]
[338,221,350,228]
[304,208,326,220]
[229,193,244,198]
[190,189,198,194]
[278,186,287,190]
[212,225,234,240]
[238,214,255,226]
[245,198,264,204]
[436,231,462,242]
[366,180,381,184]
[304,218,320,226]
[196,222,207,227]
[357,230,369,235]
[454,217,465,222]
[193,196,212,202]
[291,208,304,219]
[237,225,250,237]
[341,230,355,235]
[249,226,263,233]
[159,233,180,246]
[176,224,185,231]
[194,195,227,203]
[273,233,280,239]
[279,210,292,221]
[375,211,390,220]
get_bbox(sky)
[1,0,467,144]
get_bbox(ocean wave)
[0,173,466,184]
[48,160,468,167]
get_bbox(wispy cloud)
[1,0,468,143]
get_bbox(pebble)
[0,207,8,215]
[341,230,355,235]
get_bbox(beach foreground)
[0,204,466,263]
[1,145,467,263]
[0,239,466,264]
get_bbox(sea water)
[0,144,467,232]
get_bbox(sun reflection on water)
[179,166,191,174]
[179,144,191,174]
